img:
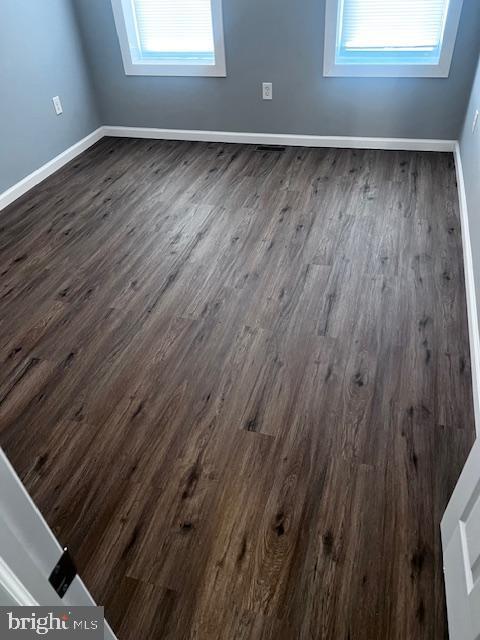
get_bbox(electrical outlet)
[52,96,63,115]
[473,109,479,133]
[262,82,273,100]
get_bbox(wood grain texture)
[0,138,475,639]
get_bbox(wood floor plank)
[0,139,475,640]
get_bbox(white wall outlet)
[473,109,479,133]
[262,82,273,100]
[52,96,63,115]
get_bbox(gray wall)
[0,0,100,193]
[460,56,480,327]
[74,0,480,139]
[1,0,478,197]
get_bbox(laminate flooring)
[0,138,475,639]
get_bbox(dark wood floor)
[0,138,475,639]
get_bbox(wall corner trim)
[454,142,480,437]
[0,127,105,212]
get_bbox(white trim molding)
[111,0,227,77]
[323,0,464,78]
[102,126,456,151]
[0,127,457,213]
[0,128,104,212]
[0,557,38,606]
[454,143,480,437]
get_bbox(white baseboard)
[454,143,480,437]
[0,126,456,213]
[0,127,105,212]
[102,126,456,152]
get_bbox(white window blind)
[132,0,215,61]
[338,0,450,60]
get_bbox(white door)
[0,448,117,639]
[442,438,480,640]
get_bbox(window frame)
[323,0,464,78]
[111,0,227,77]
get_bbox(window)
[111,0,226,76]
[324,0,464,77]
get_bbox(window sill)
[323,61,450,78]
[123,60,226,77]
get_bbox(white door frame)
[441,438,480,640]
[0,449,117,639]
